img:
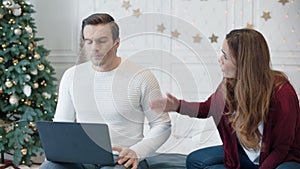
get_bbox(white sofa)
[144,113,222,168]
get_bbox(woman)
[150,29,300,169]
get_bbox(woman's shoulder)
[273,73,297,99]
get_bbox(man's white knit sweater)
[54,59,171,159]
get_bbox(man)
[40,13,171,169]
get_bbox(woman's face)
[218,39,237,78]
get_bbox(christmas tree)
[0,0,57,166]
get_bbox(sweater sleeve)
[177,83,226,124]
[129,70,171,160]
[53,67,76,122]
[260,82,300,169]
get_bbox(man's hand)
[112,146,139,169]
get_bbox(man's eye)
[84,40,92,44]
[98,40,107,43]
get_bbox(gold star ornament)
[157,24,166,33]
[209,34,218,43]
[171,30,180,38]
[122,1,131,10]
[133,9,141,17]
[193,34,202,43]
[246,23,254,29]
[279,0,289,5]
[262,11,271,21]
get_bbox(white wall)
[28,0,300,156]
[31,0,300,102]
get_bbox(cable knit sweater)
[54,60,171,159]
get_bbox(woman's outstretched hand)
[150,93,180,113]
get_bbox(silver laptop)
[36,121,118,166]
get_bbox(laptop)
[36,121,118,166]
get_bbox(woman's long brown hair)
[224,29,287,150]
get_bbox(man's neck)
[92,57,121,72]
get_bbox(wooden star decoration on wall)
[262,11,271,21]
[133,9,141,17]
[209,34,218,43]
[171,30,180,38]
[157,24,166,33]
[122,1,131,10]
[246,23,254,29]
[278,0,289,5]
[193,34,202,43]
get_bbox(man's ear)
[114,37,120,48]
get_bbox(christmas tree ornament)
[4,123,14,133]
[23,85,31,97]
[24,74,31,81]
[28,43,34,51]
[5,80,13,88]
[2,43,7,48]
[0,86,3,94]
[29,122,35,127]
[0,13,3,19]
[8,18,15,24]
[24,99,32,106]
[22,66,27,71]
[30,69,38,75]
[13,59,18,65]
[24,25,32,34]
[34,53,40,59]
[38,64,45,71]
[21,148,27,155]
[33,82,39,89]
[2,0,14,8]
[41,80,46,86]
[20,54,26,59]
[0,56,4,63]
[42,92,51,99]
[9,93,19,105]
[12,7,22,16]
[14,28,22,36]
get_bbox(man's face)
[83,24,118,67]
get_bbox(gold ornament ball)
[40,80,46,86]
[13,59,18,65]
[20,54,26,59]
[34,53,40,59]
[24,100,32,106]
[5,81,13,88]
[38,64,45,71]
[33,82,39,89]
[0,13,3,19]
[0,57,3,63]
[2,43,6,48]
[21,148,27,155]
